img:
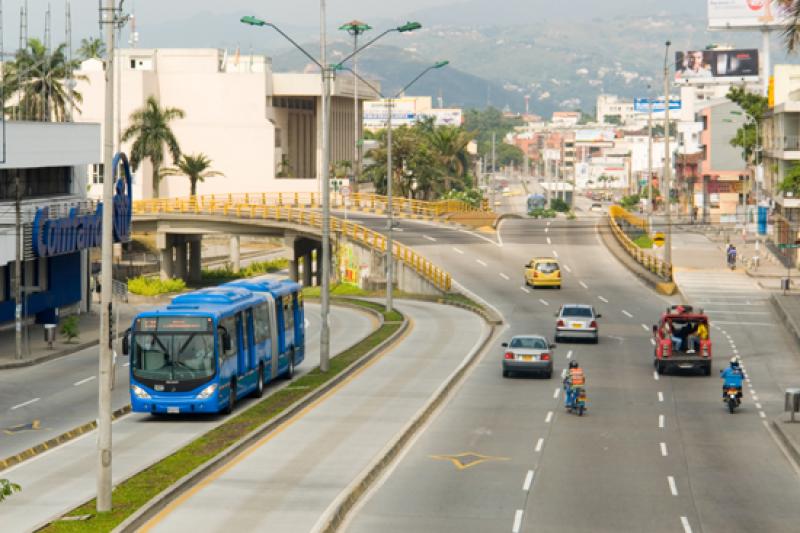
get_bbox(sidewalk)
[0,299,146,370]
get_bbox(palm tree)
[121,96,185,198]
[427,126,474,192]
[160,153,224,196]
[77,37,106,60]
[2,38,86,121]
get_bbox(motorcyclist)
[563,360,585,408]
[726,245,737,268]
[720,357,745,401]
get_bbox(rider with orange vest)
[564,360,585,406]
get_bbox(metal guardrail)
[133,198,452,292]
[608,205,672,281]
[132,193,484,221]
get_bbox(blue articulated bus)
[123,278,304,415]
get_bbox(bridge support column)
[303,252,313,286]
[230,235,241,274]
[315,246,323,286]
[188,237,202,283]
[174,238,187,281]
[285,233,299,282]
[157,233,174,280]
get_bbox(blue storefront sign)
[634,98,682,113]
[32,152,132,258]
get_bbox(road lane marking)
[523,470,534,491]
[642,324,650,331]
[11,398,40,410]
[500,273,510,280]
[453,247,465,255]
[547,221,551,226]
[579,281,588,289]
[622,310,633,318]
[650,338,656,346]
[553,388,560,399]
[659,414,665,428]
[658,391,664,402]
[535,438,544,452]
[755,402,762,409]
[539,299,549,306]
[546,237,552,245]
[681,516,693,533]
[423,234,437,242]
[563,264,572,273]
[73,376,96,386]
[653,371,659,381]
[668,476,678,496]
[759,411,766,419]
[520,287,530,294]
[561,368,568,379]
[660,442,668,457]
[566,350,573,359]
[753,394,759,401]
[476,259,488,267]
[545,411,553,423]
[552,250,559,258]
[545,227,549,233]
[598,296,609,303]
[513,510,524,533]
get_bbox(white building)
[596,94,639,125]
[74,48,379,200]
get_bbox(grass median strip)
[40,298,402,533]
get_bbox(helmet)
[730,357,740,368]
[569,360,579,369]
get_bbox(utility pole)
[340,21,371,194]
[385,98,394,313]
[491,132,496,208]
[663,40,673,272]
[97,0,116,512]
[319,0,331,372]
[14,169,22,360]
[647,86,653,228]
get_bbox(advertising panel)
[708,0,792,30]
[633,98,682,113]
[574,129,616,143]
[674,49,759,84]
[419,108,463,126]
[363,99,418,129]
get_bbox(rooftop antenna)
[128,13,137,47]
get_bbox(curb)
[0,405,131,473]
[770,417,800,471]
[769,295,800,351]
[315,308,499,532]
[112,305,408,533]
[492,213,523,229]
[0,338,102,370]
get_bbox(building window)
[92,164,104,184]
[0,166,72,200]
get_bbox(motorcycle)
[727,252,737,270]
[724,386,741,413]
[566,386,587,416]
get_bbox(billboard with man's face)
[708,0,792,30]
[674,49,759,85]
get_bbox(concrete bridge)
[132,194,461,294]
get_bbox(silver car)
[502,335,555,378]
[555,304,601,343]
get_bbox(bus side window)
[254,303,270,344]
[284,301,293,330]
[220,317,238,360]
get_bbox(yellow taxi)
[524,257,561,289]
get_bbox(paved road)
[139,301,489,533]
[345,186,800,532]
[0,302,376,533]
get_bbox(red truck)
[652,305,712,375]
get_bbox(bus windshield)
[132,332,216,382]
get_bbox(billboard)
[419,108,463,126]
[708,0,792,30]
[574,129,616,143]
[674,49,759,84]
[633,98,682,113]
[363,99,417,129]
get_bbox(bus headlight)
[131,385,151,399]
[196,383,217,400]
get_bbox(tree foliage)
[160,153,224,196]
[463,107,524,169]
[0,478,21,502]
[121,96,185,198]
[726,86,769,165]
[77,37,106,60]
[778,161,800,195]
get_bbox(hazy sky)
[2,0,457,52]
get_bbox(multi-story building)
[74,48,379,200]
[596,94,639,126]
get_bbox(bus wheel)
[252,364,265,398]
[284,352,295,380]
[224,380,236,415]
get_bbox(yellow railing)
[132,193,485,221]
[608,205,671,280]
[133,198,452,292]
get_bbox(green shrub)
[0,478,21,502]
[620,194,640,211]
[550,198,570,212]
[60,315,80,343]
[303,283,369,298]
[633,233,653,248]
[529,208,557,219]
[127,276,187,296]
[441,188,483,208]
[201,258,290,283]
[566,211,577,220]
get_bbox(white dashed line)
[453,247,465,255]
[658,391,664,402]
[681,516,693,533]
[598,296,609,303]
[546,237,552,245]
[545,411,553,423]
[535,438,544,452]
[660,442,668,457]
[752,394,759,401]
[539,299,549,306]
[74,376,96,387]
[520,287,531,294]
[759,411,766,419]
[566,350,573,359]
[755,402,762,409]
[423,234,437,242]
[500,273,510,280]
[653,370,659,381]
[11,398,40,410]
[668,476,678,496]
[622,310,633,318]
[659,414,665,428]
[545,227,549,233]
[552,251,559,258]
[523,470,534,492]
[553,388,560,399]
[476,259,488,267]
[650,338,656,346]
[563,264,572,273]
[546,221,551,227]
[642,324,650,331]
[513,510,524,533]
[579,281,589,289]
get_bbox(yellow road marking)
[430,451,510,470]
[141,317,414,531]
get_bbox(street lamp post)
[663,40,673,273]
[340,20,372,194]
[241,14,421,369]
